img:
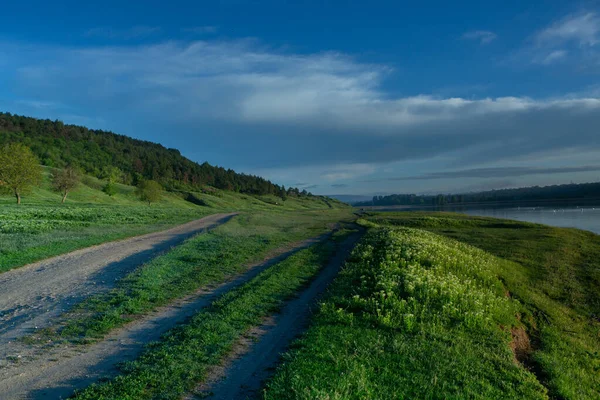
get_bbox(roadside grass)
[0,205,210,273]
[73,230,351,399]
[361,212,600,399]
[263,227,548,399]
[51,210,353,341]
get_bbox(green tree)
[100,166,123,184]
[103,182,117,197]
[279,185,288,201]
[0,143,42,204]
[136,180,162,205]
[52,166,80,203]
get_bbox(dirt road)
[196,230,363,400]
[0,213,236,348]
[0,233,328,399]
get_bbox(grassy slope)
[74,230,353,399]
[264,226,547,399]
[362,212,600,399]
[0,169,348,272]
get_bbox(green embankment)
[0,168,348,272]
[352,212,599,399]
[73,230,353,399]
[264,226,548,399]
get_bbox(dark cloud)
[331,183,348,188]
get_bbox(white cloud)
[8,40,600,129]
[321,164,376,181]
[535,12,600,47]
[462,30,497,45]
[525,12,600,68]
[537,49,568,64]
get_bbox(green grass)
[73,231,351,400]
[48,210,353,341]
[0,204,210,273]
[0,168,349,273]
[263,227,548,399]
[359,212,600,399]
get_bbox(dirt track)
[0,232,329,399]
[195,230,363,400]
[0,213,235,353]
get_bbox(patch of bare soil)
[510,326,533,365]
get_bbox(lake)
[360,204,600,234]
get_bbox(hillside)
[0,112,303,197]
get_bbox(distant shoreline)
[355,197,600,211]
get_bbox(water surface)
[462,206,600,234]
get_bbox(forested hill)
[356,181,600,207]
[0,112,298,196]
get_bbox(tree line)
[356,182,600,207]
[0,112,309,198]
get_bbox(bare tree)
[52,166,80,203]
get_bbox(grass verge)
[263,227,548,399]
[0,205,209,273]
[73,230,352,399]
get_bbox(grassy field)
[73,229,353,399]
[38,210,353,341]
[0,204,210,273]
[263,225,548,399]
[0,169,347,273]
[351,212,600,399]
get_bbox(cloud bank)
[2,30,600,193]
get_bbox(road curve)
[0,213,237,346]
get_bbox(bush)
[103,182,117,196]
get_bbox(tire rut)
[0,233,330,399]
[193,230,364,400]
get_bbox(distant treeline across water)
[355,181,600,208]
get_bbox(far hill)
[0,112,304,198]
[356,181,600,207]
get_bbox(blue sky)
[2,0,600,195]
